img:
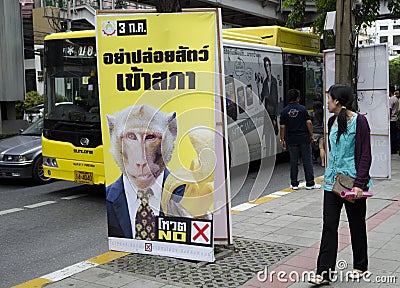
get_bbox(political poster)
[96,9,229,262]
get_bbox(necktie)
[135,188,156,240]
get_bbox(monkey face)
[107,104,177,190]
[122,130,164,189]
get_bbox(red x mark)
[192,222,210,242]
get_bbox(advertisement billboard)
[96,9,228,262]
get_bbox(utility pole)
[335,0,355,85]
[66,0,72,30]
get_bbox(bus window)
[44,38,99,123]
[237,86,245,114]
[246,84,253,106]
[225,75,238,122]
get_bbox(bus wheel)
[32,156,52,184]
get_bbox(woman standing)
[309,84,372,285]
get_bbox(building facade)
[367,19,400,60]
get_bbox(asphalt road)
[0,180,108,288]
[1,157,324,288]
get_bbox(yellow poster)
[96,10,225,262]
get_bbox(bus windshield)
[44,37,99,123]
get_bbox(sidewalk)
[17,155,400,288]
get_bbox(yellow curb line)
[232,177,323,215]
[88,251,131,265]
[248,196,276,205]
[12,278,52,288]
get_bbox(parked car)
[0,118,50,184]
[23,104,44,124]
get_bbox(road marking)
[12,277,52,288]
[42,261,98,282]
[61,194,88,200]
[0,208,24,216]
[231,202,258,212]
[2,194,89,218]
[88,251,130,265]
[270,191,291,197]
[24,201,57,209]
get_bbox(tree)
[283,0,400,34]
[15,91,44,119]
[115,0,127,9]
[389,56,400,87]
[155,0,181,13]
[284,0,400,87]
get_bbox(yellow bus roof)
[44,30,95,40]
[222,30,266,45]
[44,26,321,56]
[224,26,320,54]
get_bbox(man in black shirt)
[279,89,321,190]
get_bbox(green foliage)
[283,0,400,34]
[283,0,306,29]
[388,0,400,17]
[115,0,127,9]
[15,91,44,118]
[55,93,68,103]
[311,0,336,35]
[389,56,400,86]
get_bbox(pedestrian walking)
[312,95,325,167]
[395,90,400,155]
[309,84,373,285]
[389,88,399,154]
[279,89,321,190]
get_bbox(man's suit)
[106,169,186,238]
[260,76,279,135]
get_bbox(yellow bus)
[42,26,323,184]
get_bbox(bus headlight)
[43,156,58,167]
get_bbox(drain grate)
[102,236,299,287]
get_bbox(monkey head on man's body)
[105,104,214,239]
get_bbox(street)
[0,158,325,288]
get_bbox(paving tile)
[368,257,400,273]
[284,236,319,248]
[88,271,140,287]
[284,255,316,270]
[44,278,92,288]
[260,233,293,243]
[270,227,308,237]
[370,249,400,262]
[118,278,165,288]
[72,267,116,283]
[296,247,319,259]
[252,224,281,234]
[82,283,112,288]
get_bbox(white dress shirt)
[123,173,163,238]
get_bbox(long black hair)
[328,84,354,143]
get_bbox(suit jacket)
[106,169,186,238]
[260,76,279,135]
[260,76,278,117]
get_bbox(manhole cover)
[102,236,299,287]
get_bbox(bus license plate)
[74,171,93,184]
